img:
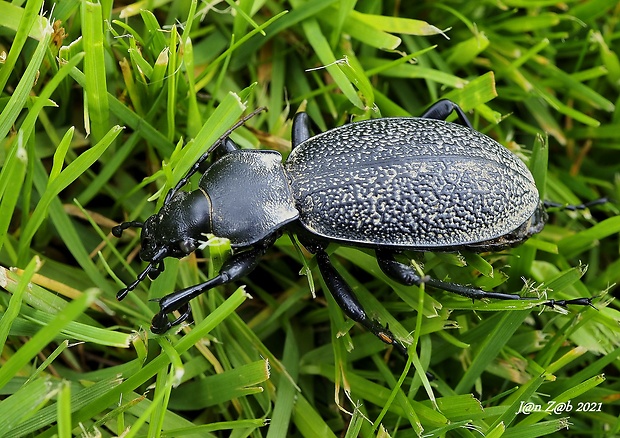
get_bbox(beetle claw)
[150,303,193,334]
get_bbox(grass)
[1,0,619,436]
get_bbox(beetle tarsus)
[544,198,608,212]
[543,199,598,211]
[117,262,158,300]
[543,297,596,310]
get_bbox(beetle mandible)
[113,100,594,354]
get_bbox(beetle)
[112,100,594,354]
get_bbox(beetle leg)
[149,242,271,334]
[376,249,428,286]
[151,303,192,334]
[421,99,473,129]
[376,250,596,309]
[315,250,408,355]
[292,112,312,148]
[420,278,531,302]
[544,298,596,310]
[543,197,608,211]
[376,249,531,302]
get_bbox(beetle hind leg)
[376,250,595,309]
[377,249,530,302]
[421,99,473,129]
[315,250,408,355]
[375,250,528,305]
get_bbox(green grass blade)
[169,360,270,408]
[17,125,122,264]
[0,256,37,349]
[455,311,531,394]
[300,18,364,109]
[0,377,58,435]
[0,289,99,389]
[0,0,46,90]
[0,134,27,256]
[0,16,51,139]
[81,1,110,142]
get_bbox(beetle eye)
[178,239,197,254]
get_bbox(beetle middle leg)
[315,249,408,355]
[376,250,594,309]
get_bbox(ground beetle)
[113,100,595,354]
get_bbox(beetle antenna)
[117,262,154,300]
[165,106,268,204]
[117,248,167,300]
[112,221,144,237]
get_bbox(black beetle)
[113,100,594,354]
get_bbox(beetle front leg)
[315,250,408,355]
[150,242,270,334]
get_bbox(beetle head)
[138,190,212,262]
[113,190,212,263]
[112,190,212,301]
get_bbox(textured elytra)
[284,117,541,248]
